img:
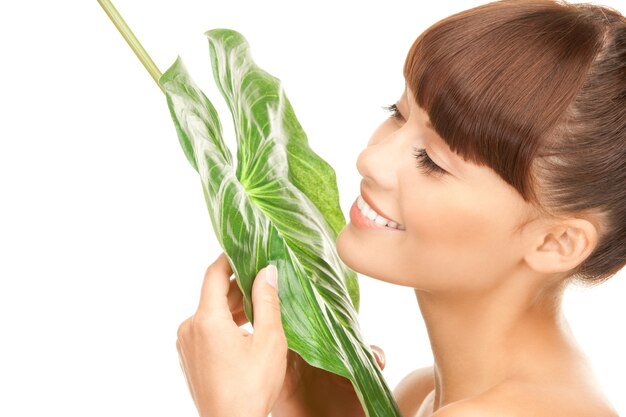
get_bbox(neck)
[415,270,570,411]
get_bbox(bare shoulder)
[393,366,435,417]
[431,380,618,417]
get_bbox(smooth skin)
[176,84,619,417]
[176,255,287,417]
[337,86,617,417]
[177,253,385,417]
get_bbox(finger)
[227,277,244,310]
[227,278,248,326]
[370,345,386,370]
[196,252,233,317]
[250,264,286,348]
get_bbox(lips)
[359,184,403,228]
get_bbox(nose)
[356,126,407,191]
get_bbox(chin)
[336,226,363,274]
[336,224,415,287]
[336,225,386,281]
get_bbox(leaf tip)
[159,55,186,91]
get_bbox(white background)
[1,1,624,416]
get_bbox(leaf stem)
[97,0,165,94]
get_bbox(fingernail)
[265,264,278,289]
[373,350,385,368]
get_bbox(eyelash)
[382,103,403,120]
[413,147,447,177]
[383,104,447,177]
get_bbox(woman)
[175,0,625,416]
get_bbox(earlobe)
[524,219,598,275]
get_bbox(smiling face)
[335,86,541,292]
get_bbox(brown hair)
[403,0,625,285]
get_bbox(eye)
[382,104,404,120]
[412,147,448,177]
[383,105,447,177]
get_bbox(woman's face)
[335,85,539,292]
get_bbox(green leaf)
[159,28,401,417]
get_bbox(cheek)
[400,181,521,285]
[403,180,495,243]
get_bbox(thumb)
[251,264,285,345]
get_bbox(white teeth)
[374,216,388,226]
[357,195,404,230]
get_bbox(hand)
[176,253,288,417]
[271,343,386,417]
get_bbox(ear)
[524,218,598,274]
